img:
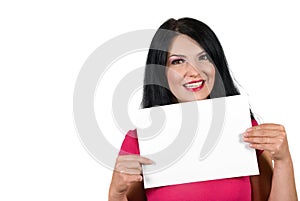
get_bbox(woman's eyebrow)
[168,54,186,58]
[168,50,206,58]
[197,50,206,56]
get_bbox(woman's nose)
[184,62,200,77]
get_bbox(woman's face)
[166,34,215,102]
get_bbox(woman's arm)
[250,151,273,201]
[245,124,298,201]
[269,153,297,201]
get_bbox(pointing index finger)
[137,156,154,165]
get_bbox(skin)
[165,34,215,102]
[109,155,151,201]
[108,34,298,201]
[245,124,298,200]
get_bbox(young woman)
[109,18,298,201]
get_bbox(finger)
[118,172,143,183]
[122,161,143,170]
[118,168,142,175]
[243,137,278,144]
[136,156,153,165]
[248,143,280,153]
[248,143,271,150]
[247,124,285,132]
[115,161,142,173]
[119,155,153,165]
[244,129,283,138]
[115,167,142,175]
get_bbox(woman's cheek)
[206,67,215,90]
[166,68,183,86]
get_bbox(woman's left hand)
[243,123,291,162]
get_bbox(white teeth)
[184,81,204,88]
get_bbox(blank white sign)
[136,95,259,188]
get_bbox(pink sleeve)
[251,119,258,127]
[251,119,264,156]
[119,129,140,155]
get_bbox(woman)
[109,18,298,201]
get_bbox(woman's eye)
[199,54,209,61]
[171,59,185,65]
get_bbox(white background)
[0,0,299,200]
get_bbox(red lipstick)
[183,79,205,92]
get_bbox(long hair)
[142,17,254,119]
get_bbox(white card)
[135,95,259,188]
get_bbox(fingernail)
[243,132,249,136]
[246,128,252,132]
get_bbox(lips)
[183,79,205,92]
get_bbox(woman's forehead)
[168,34,204,55]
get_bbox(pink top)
[119,120,261,201]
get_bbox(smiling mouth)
[183,80,205,92]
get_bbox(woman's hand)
[243,123,291,162]
[109,155,153,200]
[245,124,298,200]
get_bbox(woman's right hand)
[109,155,153,200]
